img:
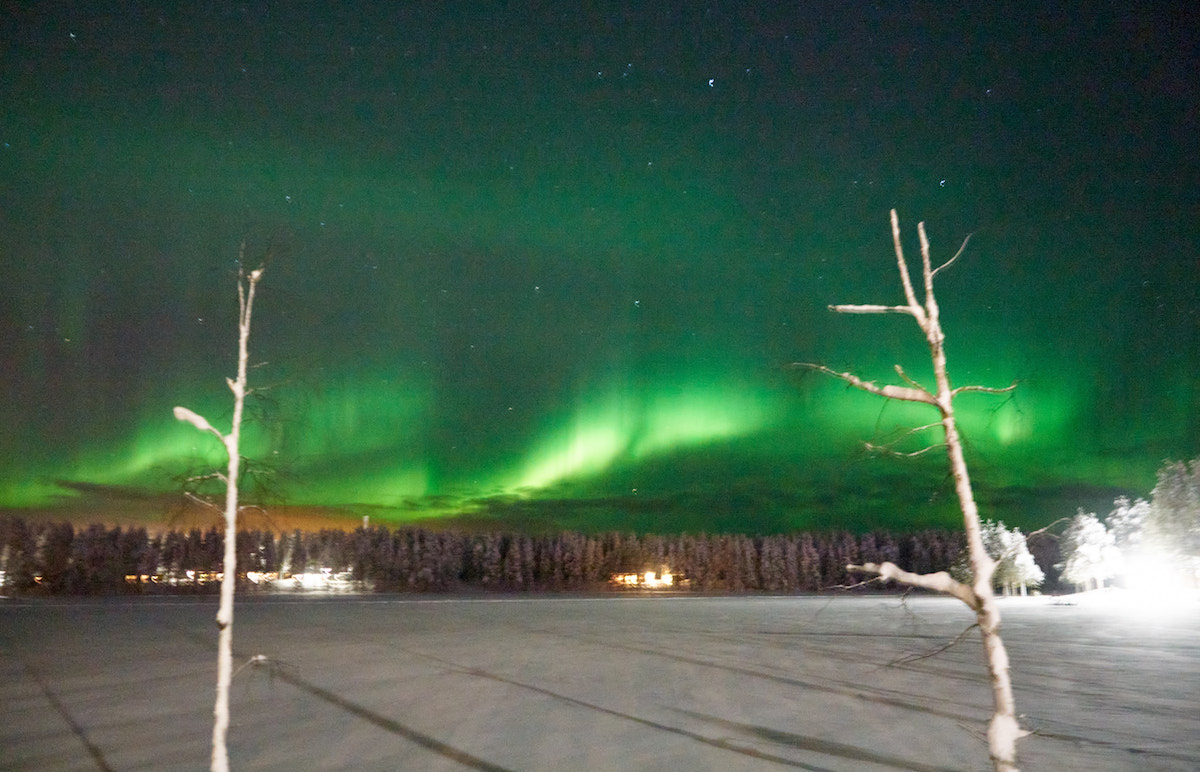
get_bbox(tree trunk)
[802,211,1024,770]
[174,261,263,772]
[939,399,1020,772]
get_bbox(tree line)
[0,518,973,596]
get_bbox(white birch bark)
[174,261,264,772]
[803,211,1024,771]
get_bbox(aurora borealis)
[1,3,1197,533]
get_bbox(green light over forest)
[1,5,1195,533]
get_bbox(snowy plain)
[1,592,1197,771]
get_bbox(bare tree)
[800,210,1025,771]
[173,254,264,772]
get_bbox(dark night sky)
[2,2,1198,533]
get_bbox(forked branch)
[797,363,938,405]
[801,210,1024,771]
[847,561,978,609]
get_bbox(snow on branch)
[889,209,926,323]
[829,303,917,315]
[848,561,979,610]
[797,364,938,405]
[174,406,222,439]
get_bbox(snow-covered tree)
[1058,511,1120,591]
[1103,461,1200,591]
[952,520,1044,596]
[987,521,1043,596]
[1146,458,1200,585]
[1106,496,1150,553]
[1000,534,1043,597]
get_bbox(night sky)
[2,2,1198,534]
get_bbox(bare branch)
[182,471,226,484]
[860,419,945,457]
[848,561,978,610]
[931,232,973,279]
[917,221,941,329]
[870,421,944,444]
[864,440,946,458]
[918,221,934,302]
[830,573,892,592]
[183,491,224,514]
[893,364,929,393]
[1022,517,1072,544]
[890,623,981,668]
[829,303,917,315]
[987,518,1066,567]
[174,406,222,439]
[231,654,270,680]
[951,382,1019,398]
[890,209,926,325]
[796,364,939,405]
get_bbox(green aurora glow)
[1,4,1196,533]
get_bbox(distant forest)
[2,518,1062,596]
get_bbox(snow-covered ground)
[2,592,1197,771]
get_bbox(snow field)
[2,593,1197,770]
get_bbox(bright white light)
[1122,553,1175,594]
[611,570,674,589]
[1064,586,1200,621]
[296,569,332,589]
[1062,544,1200,620]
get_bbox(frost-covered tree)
[173,256,264,772]
[799,211,1025,770]
[991,523,1043,596]
[956,520,1044,596]
[1104,495,1150,589]
[1102,460,1200,590]
[1106,496,1150,554]
[1146,458,1200,585]
[1058,511,1120,591]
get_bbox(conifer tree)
[1058,511,1120,591]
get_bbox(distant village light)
[611,569,674,589]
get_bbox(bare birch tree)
[173,254,264,772]
[801,210,1026,771]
